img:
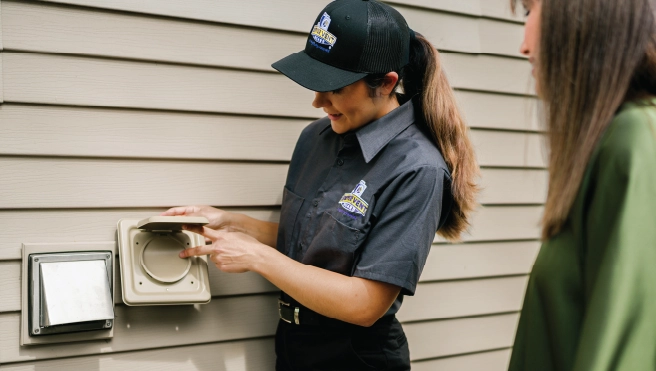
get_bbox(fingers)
[179,243,220,258]
[179,226,226,259]
[183,225,224,240]
[161,206,198,216]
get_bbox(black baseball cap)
[272,0,411,92]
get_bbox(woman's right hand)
[161,205,234,231]
[163,205,279,248]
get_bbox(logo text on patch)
[311,12,337,49]
[339,180,369,216]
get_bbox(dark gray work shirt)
[277,99,452,315]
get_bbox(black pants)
[275,316,410,371]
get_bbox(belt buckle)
[278,298,301,325]
[278,299,292,324]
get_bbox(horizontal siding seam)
[410,346,512,363]
[400,310,521,325]
[0,335,276,367]
[417,273,529,285]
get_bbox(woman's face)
[312,73,399,134]
[520,0,542,94]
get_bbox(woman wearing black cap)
[165,0,478,369]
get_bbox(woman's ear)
[379,72,400,96]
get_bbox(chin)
[330,122,347,134]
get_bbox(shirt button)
[312,200,319,207]
[337,158,344,166]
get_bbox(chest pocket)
[278,187,305,256]
[301,211,362,275]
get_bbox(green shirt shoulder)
[508,100,656,371]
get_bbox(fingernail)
[179,251,185,258]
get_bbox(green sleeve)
[574,108,656,370]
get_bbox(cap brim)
[272,51,367,92]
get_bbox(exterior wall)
[0,0,543,369]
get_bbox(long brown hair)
[513,0,656,239]
[367,33,480,241]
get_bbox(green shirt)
[509,100,656,371]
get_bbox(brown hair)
[512,0,656,239]
[367,33,480,241]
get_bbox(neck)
[373,95,401,120]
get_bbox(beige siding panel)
[455,90,540,131]
[2,1,502,58]
[387,0,480,15]
[0,105,541,166]
[0,53,3,104]
[412,349,511,371]
[479,168,547,205]
[389,0,524,22]
[0,261,20,313]
[404,313,519,360]
[0,294,279,363]
[1,0,304,72]
[1,259,276,313]
[36,0,486,27]
[28,0,520,56]
[0,105,308,161]
[471,130,545,168]
[456,205,542,242]
[0,209,280,261]
[0,206,536,262]
[0,159,542,208]
[395,5,479,53]
[0,338,276,371]
[441,53,532,95]
[39,0,325,34]
[398,276,527,322]
[0,0,3,104]
[1,262,526,315]
[0,206,540,261]
[0,0,3,51]
[422,241,540,281]
[481,0,524,22]
[2,52,318,118]
[3,53,530,114]
[0,158,288,208]
[479,18,524,57]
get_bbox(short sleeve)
[573,109,656,370]
[352,165,447,295]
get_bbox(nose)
[520,39,530,57]
[312,92,331,109]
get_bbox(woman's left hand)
[180,225,266,273]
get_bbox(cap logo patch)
[311,12,337,50]
[339,180,369,216]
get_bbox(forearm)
[253,247,399,326]
[231,214,279,248]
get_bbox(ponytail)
[404,33,480,241]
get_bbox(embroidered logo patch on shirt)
[311,12,337,51]
[339,180,369,216]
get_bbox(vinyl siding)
[0,0,541,369]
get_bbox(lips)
[327,113,343,121]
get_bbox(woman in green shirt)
[509,0,656,370]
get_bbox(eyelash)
[524,9,531,16]
[332,88,343,94]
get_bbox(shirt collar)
[318,99,417,162]
[356,99,416,163]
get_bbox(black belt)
[278,293,345,326]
